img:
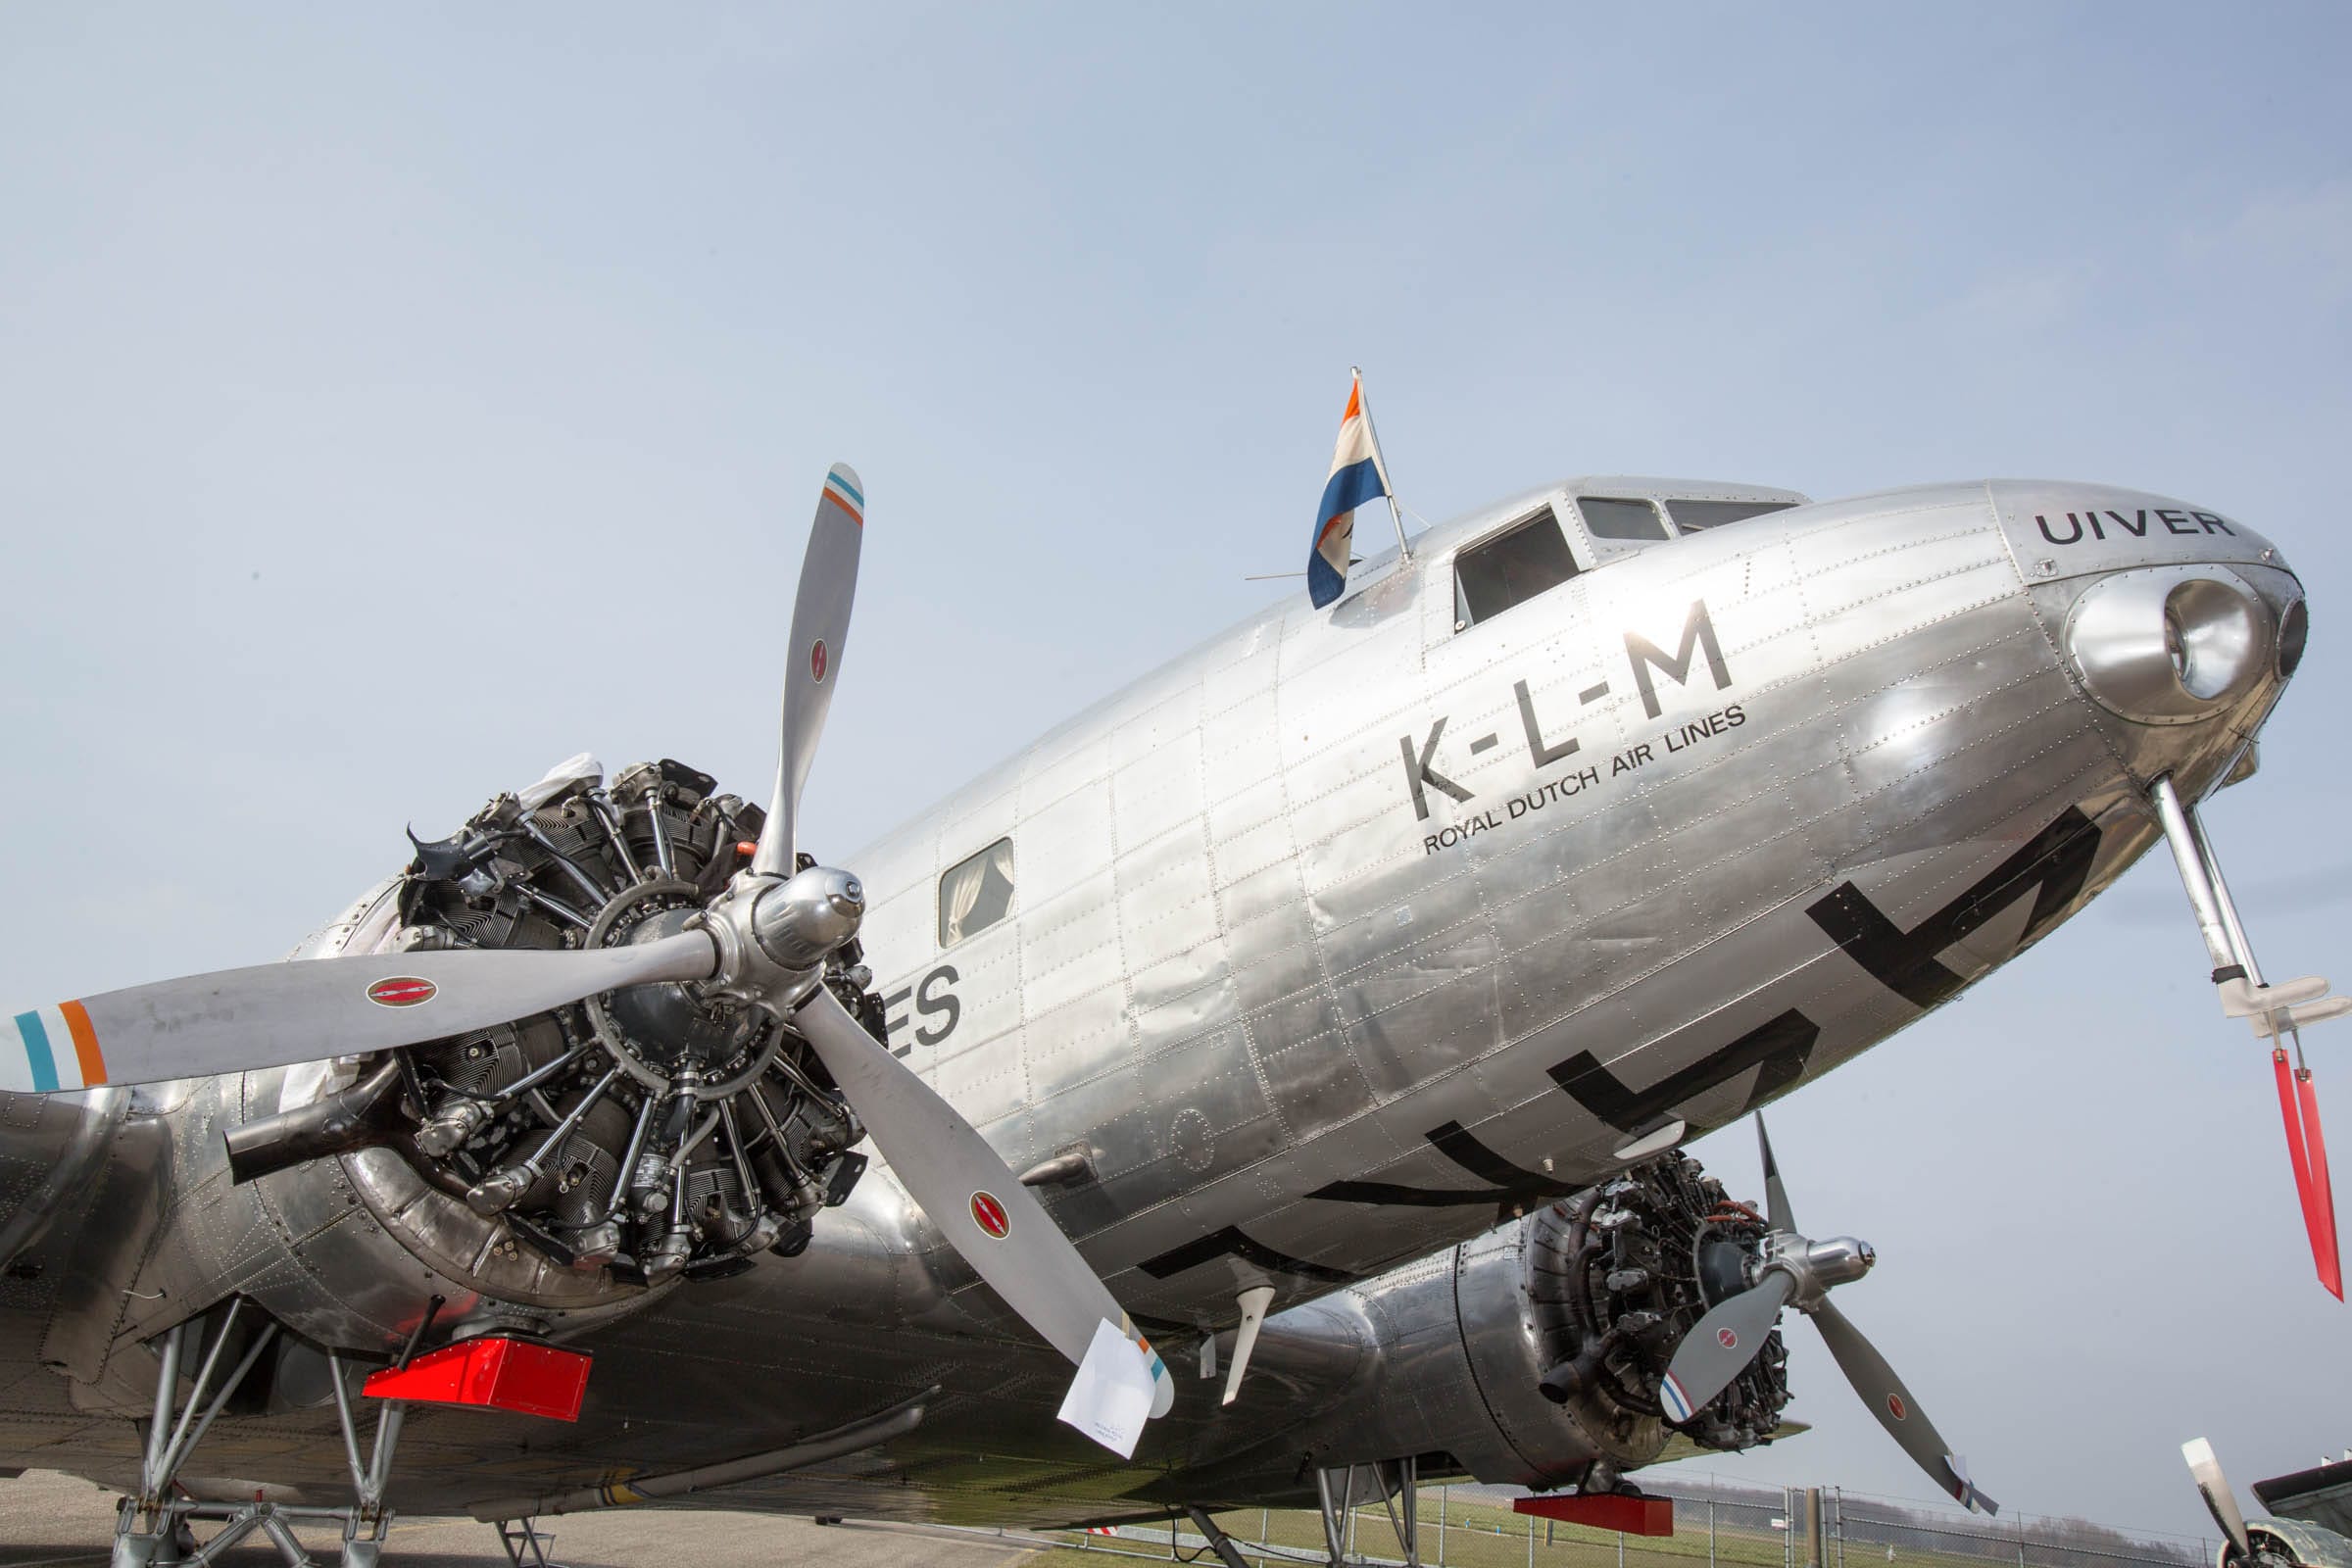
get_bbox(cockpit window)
[939,838,1014,946]
[1669,499,1797,533]
[1577,497,1671,542]
[1454,507,1580,628]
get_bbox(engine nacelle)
[1336,1152,1790,1491]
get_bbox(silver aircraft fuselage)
[834,473,2289,1319]
[0,472,2305,1522]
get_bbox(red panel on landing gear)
[361,1337,591,1422]
[1513,1494,1676,1537]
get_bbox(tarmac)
[0,1469,1047,1568]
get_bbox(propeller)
[1,935,716,1094]
[753,465,863,879]
[2181,1438,2257,1565]
[0,462,1171,1450]
[1659,1117,1996,1515]
[796,986,1169,1409]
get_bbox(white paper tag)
[1055,1319,1154,1458]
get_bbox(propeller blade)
[2,933,717,1094]
[1660,1271,1793,1422]
[1811,1298,1996,1515]
[2296,1068,2342,1298]
[2274,1050,2344,1299]
[752,464,864,879]
[1757,1114,1795,1234]
[2182,1438,2255,1562]
[793,986,1171,1417]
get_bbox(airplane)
[0,457,2337,1568]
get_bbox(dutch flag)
[1306,370,1393,609]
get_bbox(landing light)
[2063,566,2274,723]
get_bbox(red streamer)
[2297,1068,2341,1300]
[2275,1048,2344,1301]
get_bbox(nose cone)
[1991,481,2307,791]
[751,864,866,969]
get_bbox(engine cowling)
[1347,1151,1791,1491]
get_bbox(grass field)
[1020,1486,2201,1568]
[1026,1488,1812,1568]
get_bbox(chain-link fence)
[1049,1478,2215,1568]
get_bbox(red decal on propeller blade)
[1886,1394,1907,1422]
[969,1191,1009,1239]
[1716,1328,1739,1349]
[810,639,829,684]
[367,977,437,1008]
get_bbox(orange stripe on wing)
[58,1000,107,1087]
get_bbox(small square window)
[1453,507,1580,628]
[1577,497,1670,542]
[1668,499,1796,534]
[939,838,1015,947]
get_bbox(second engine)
[1298,1150,1793,1492]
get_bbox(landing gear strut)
[2150,772,2350,1297]
[1309,1455,1421,1568]
[111,1301,411,1568]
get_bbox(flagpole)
[1350,366,1413,563]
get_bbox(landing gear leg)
[1184,1507,1252,1568]
[1314,1464,1356,1567]
[493,1517,565,1568]
[1378,1456,1421,1568]
[113,1303,280,1568]
[110,1305,416,1568]
[2151,773,2351,1296]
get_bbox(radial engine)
[225,758,881,1304]
[1356,1151,1791,1492]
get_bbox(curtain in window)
[940,839,1014,944]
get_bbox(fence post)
[1527,1506,1536,1568]
[1262,1508,1271,1568]
[1439,1485,1447,1567]
[1619,1531,1626,1568]
[1710,1496,1718,1568]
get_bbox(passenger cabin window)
[939,838,1014,946]
[1668,499,1797,534]
[1577,497,1671,542]
[1454,507,1580,629]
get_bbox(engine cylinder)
[1367,1152,1793,1490]
[224,758,880,1340]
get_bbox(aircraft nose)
[2061,564,2305,725]
[1986,480,2307,793]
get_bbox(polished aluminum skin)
[0,473,2308,1527]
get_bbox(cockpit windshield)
[1667,498,1797,533]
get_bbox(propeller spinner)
[0,462,1172,1453]
[1660,1119,1997,1515]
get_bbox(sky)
[3,1,2350,1538]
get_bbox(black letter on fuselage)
[1399,718,1475,820]
[1514,679,1581,767]
[1626,601,1733,719]
[914,963,961,1046]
